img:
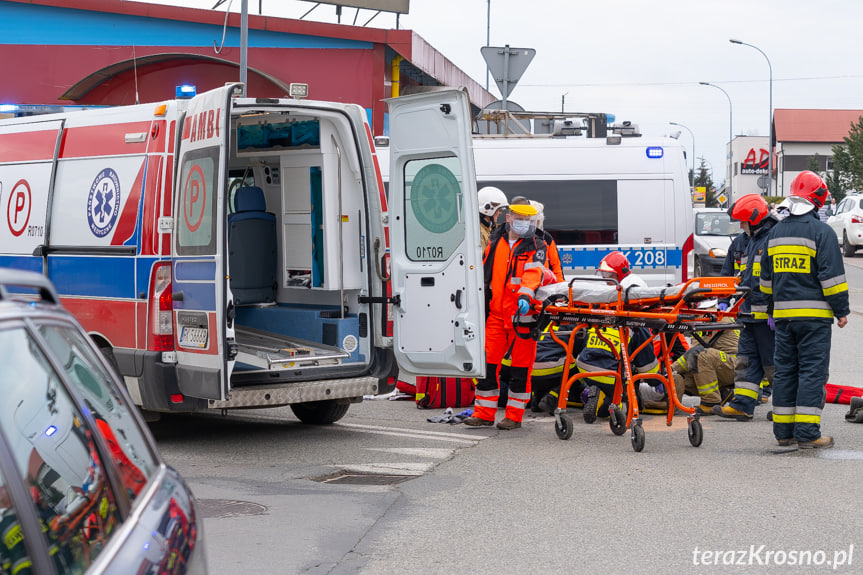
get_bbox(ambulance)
[0,85,485,423]
[377,118,695,286]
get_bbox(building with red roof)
[773,109,863,196]
[0,0,494,137]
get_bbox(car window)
[0,325,123,574]
[0,468,34,575]
[695,212,741,236]
[38,324,158,501]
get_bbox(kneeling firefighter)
[577,251,660,423]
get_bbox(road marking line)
[338,462,435,475]
[334,427,479,444]
[365,447,456,459]
[339,422,490,441]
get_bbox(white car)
[827,193,863,257]
[692,208,743,276]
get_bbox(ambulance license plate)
[179,326,208,349]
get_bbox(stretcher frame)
[521,276,749,452]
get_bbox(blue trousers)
[772,320,831,443]
[728,322,775,415]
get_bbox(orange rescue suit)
[474,227,547,422]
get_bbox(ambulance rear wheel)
[631,424,645,452]
[555,414,574,440]
[688,419,703,447]
[290,400,350,424]
[609,405,627,436]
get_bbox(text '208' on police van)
[377,110,695,286]
[0,84,485,423]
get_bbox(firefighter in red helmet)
[577,252,660,423]
[715,194,776,421]
[758,171,849,448]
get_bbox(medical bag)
[415,377,476,409]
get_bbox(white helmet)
[529,200,545,230]
[478,186,508,217]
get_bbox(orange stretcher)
[517,276,750,452]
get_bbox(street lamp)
[730,39,772,196]
[699,81,733,200]
[670,121,695,186]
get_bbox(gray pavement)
[156,255,863,574]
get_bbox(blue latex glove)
[517,297,530,315]
[767,316,775,331]
[717,302,728,312]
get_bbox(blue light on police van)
[176,85,197,99]
[45,425,57,437]
[646,146,664,159]
[606,113,616,124]
[0,103,19,113]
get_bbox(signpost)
[481,45,535,112]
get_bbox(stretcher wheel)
[631,424,645,452]
[609,405,627,436]
[555,414,574,440]
[688,419,703,447]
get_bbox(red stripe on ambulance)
[61,297,137,349]
[0,129,58,162]
[60,121,152,158]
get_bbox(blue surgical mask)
[511,220,531,237]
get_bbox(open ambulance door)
[172,85,237,401]
[386,89,485,379]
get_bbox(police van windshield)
[696,212,741,237]
[481,180,617,245]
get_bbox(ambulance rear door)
[386,89,485,378]
[172,85,236,401]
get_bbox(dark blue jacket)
[739,217,776,322]
[760,211,850,322]
[721,233,750,277]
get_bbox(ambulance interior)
[225,111,370,378]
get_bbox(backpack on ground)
[416,377,476,409]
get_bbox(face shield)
[507,204,539,238]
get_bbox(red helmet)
[790,170,829,209]
[728,194,770,226]
[597,251,631,282]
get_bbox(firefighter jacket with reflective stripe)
[576,325,659,381]
[738,218,776,321]
[484,225,548,319]
[721,233,750,277]
[760,211,850,322]
[693,316,739,354]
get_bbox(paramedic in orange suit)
[464,203,547,430]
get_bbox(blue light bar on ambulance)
[646,146,664,159]
[45,425,57,437]
[176,85,197,99]
[0,104,19,113]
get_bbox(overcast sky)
[141,0,863,185]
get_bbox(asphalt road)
[154,256,863,575]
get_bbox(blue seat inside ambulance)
[228,186,277,305]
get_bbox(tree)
[807,154,821,172]
[693,158,718,207]
[828,115,863,203]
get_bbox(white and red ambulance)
[0,84,485,423]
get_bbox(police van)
[377,115,695,286]
[0,85,484,422]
